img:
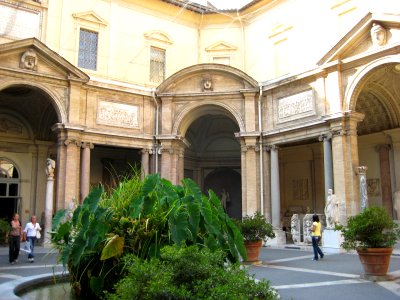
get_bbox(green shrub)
[51,173,246,298]
[0,218,9,245]
[106,245,279,300]
[335,206,400,250]
[237,212,275,243]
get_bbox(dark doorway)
[204,168,241,219]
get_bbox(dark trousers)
[9,235,20,263]
[312,236,324,260]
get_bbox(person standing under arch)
[8,213,22,264]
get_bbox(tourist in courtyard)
[311,214,324,261]
[23,216,41,263]
[8,213,22,264]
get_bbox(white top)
[24,222,41,238]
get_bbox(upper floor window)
[213,56,230,65]
[150,46,165,84]
[78,29,98,70]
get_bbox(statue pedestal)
[323,228,343,249]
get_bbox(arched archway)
[348,61,400,218]
[178,104,242,216]
[0,83,60,223]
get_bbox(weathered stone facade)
[0,1,399,246]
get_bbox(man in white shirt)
[23,216,42,263]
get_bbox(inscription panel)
[97,100,139,128]
[277,90,315,123]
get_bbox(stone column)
[159,138,187,185]
[263,145,272,223]
[270,145,280,228]
[52,124,66,211]
[378,145,393,217]
[240,140,247,216]
[64,138,81,209]
[319,134,334,201]
[80,142,93,202]
[330,112,364,216]
[141,148,150,180]
[177,148,185,183]
[44,158,55,246]
[241,137,258,215]
[358,166,368,211]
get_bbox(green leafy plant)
[106,245,279,300]
[51,173,246,298]
[237,212,275,243]
[335,206,400,250]
[0,218,10,245]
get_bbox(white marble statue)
[291,214,300,243]
[220,188,230,212]
[303,214,313,244]
[324,189,339,229]
[46,158,55,178]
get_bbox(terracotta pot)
[244,240,263,262]
[356,247,393,276]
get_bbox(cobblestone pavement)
[0,244,399,299]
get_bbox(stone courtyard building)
[0,0,400,243]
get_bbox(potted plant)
[237,212,275,263]
[335,206,400,278]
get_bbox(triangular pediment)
[205,41,237,52]
[72,11,108,26]
[144,31,173,45]
[318,13,400,65]
[0,38,89,82]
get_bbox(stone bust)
[202,76,213,91]
[20,48,38,71]
[46,158,56,178]
[370,23,387,47]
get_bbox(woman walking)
[23,216,41,263]
[311,214,324,261]
[9,213,22,264]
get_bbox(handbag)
[36,230,41,239]
[20,241,31,253]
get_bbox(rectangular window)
[213,56,230,65]
[78,29,98,70]
[150,46,165,83]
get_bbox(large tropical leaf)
[52,209,67,231]
[101,234,124,260]
[169,210,189,246]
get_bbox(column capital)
[375,144,391,152]
[81,142,94,149]
[140,148,152,155]
[318,133,333,141]
[357,166,368,175]
[265,144,279,151]
[64,139,81,147]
